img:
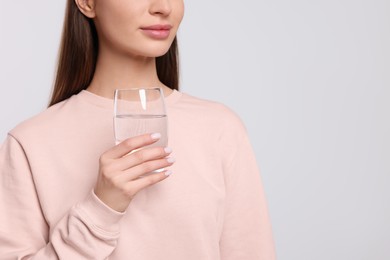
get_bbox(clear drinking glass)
[114,88,168,152]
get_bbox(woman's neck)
[86,47,173,99]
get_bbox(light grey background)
[1,0,389,259]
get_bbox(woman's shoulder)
[175,91,247,131]
[8,95,78,142]
[178,91,244,120]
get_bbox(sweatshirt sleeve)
[0,134,124,259]
[218,113,276,260]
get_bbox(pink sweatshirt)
[0,90,276,259]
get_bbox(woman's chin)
[144,44,173,57]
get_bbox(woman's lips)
[140,25,172,40]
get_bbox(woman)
[0,0,276,259]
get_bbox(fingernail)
[164,147,172,154]
[165,170,173,176]
[167,157,176,163]
[151,133,161,140]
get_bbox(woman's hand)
[94,133,174,212]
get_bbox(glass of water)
[114,88,168,151]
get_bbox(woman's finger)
[124,169,173,195]
[114,157,175,182]
[104,133,161,159]
[114,146,172,171]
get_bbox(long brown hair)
[49,0,179,107]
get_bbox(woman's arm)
[0,133,174,259]
[0,135,124,259]
[218,114,276,260]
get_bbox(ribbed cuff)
[76,190,125,235]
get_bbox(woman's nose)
[149,0,172,16]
